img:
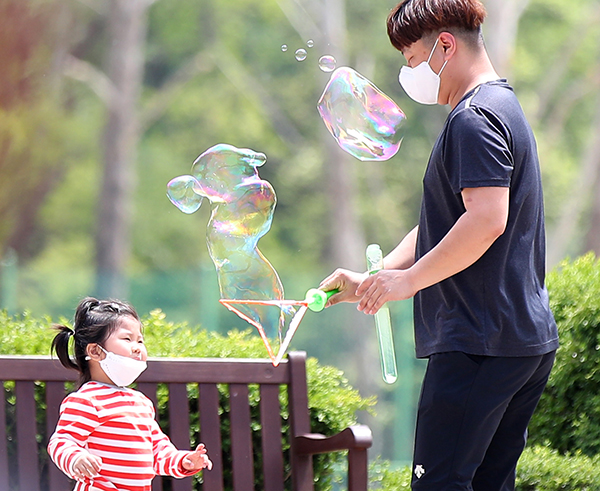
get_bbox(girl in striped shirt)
[48,297,212,491]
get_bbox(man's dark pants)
[411,350,556,491]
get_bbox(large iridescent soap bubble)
[167,144,294,339]
[317,66,406,161]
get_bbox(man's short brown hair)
[387,0,487,52]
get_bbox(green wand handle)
[304,288,338,312]
[366,244,398,384]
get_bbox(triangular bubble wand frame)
[220,288,336,366]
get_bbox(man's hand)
[72,451,102,481]
[356,269,417,315]
[319,269,369,307]
[182,444,213,471]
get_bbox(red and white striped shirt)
[48,381,199,491]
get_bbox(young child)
[48,297,212,490]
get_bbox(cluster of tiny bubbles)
[281,40,314,62]
[318,55,337,73]
[295,48,307,62]
[317,66,407,161]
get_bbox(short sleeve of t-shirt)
[445,104,514,194]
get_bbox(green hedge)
[515,446,600,491]
[529,253,600,456]
[370,446,600,491]
[0,309,375,491]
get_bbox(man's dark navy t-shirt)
[414,80,559,359]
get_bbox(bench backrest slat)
[260,384,284,491]
[230,383,255,491]
[16,381,41,491]
[136,382,163,491]
[0,383,10,491]
[199,383,224,491]
[137,382,160,419]
[169,383,193,491]
[45,381,71,491]
[288,352,313,491]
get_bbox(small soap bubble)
[306,39,314,48]
[167,175,203,214]
[572,352,578,358]
[318,55,337,73]
[295,48,307,61]
[253,152,267,165]
[281,44,288,52]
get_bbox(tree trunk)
[96,0,149,298]
[547,93,600,265]
[483,0,530,77]
[583,167,600,255]
[319,0,381,453]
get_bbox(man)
[319,0,559,489]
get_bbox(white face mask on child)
[99,347,147,387]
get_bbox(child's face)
[103,316,148,362]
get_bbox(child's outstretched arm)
[151,416,212,478]
[182,444,213,471]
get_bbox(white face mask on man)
[399,38,448,105]
[98,346,147,387]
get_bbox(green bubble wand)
[366,244,398,384]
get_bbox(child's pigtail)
[51,325,80,373]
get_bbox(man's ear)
[438,31,457,60]
[86,343,104,361]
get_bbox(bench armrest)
[294,425,372,456]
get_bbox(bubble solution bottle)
[366,244,398,384]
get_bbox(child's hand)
[73,451,102,481]
[182,443,213,471]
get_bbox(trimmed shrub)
[368,446,600,491]
[528,253,600,456]
[515,446,600,491]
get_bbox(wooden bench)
[0,351,372,491]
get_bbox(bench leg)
[292,454,314,491]
[348,448,368,491]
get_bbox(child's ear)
[86,344,104,361]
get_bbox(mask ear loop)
[427,38,440,64]
[427,38,448,77]
[437,59,449,77]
